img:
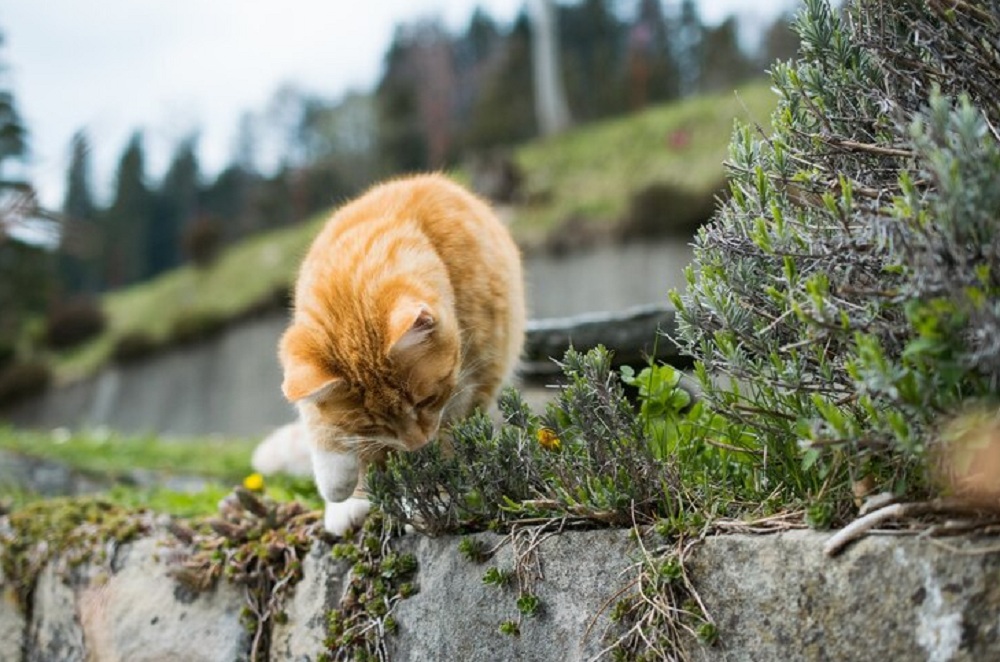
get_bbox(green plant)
[367,346,764,654]
[169,309,229,345]
[618,181,724,241]
[44,298,106,349]
[169,487,321,661]
[457,536,489,563]
[369,346,684,533]
[620,363,691,457]
[0,360,51,406]
[672,0,1000,522]
[319,512,417,662]
[498,620,520,637]
[604,532,717,661]
[111,331,161,363]
[516,593,540,617]
[0,426,258,484]
[0,341,15,370]
[482,566,513,588]
[183,216,223,267]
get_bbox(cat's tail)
[251,421,314,477]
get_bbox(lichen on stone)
[0,497,154,612]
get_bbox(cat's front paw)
[311,447,359,502]
[324,497,371,536]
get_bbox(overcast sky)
[2,0,796,209]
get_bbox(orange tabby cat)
[278,173,525,535]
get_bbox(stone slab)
[389,528,635,662]
[8,527,1000,661]
[269,543,351,662]
[687,530,1000,662]
[26,536,250,662]
[0,564,26,662]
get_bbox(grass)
[509,81,776,245]
[50,216,324,382]
[0,426,325,517]
[0,425,258,480]
[38,81,776,386]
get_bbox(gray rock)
[0,450,107,498]
[269,543,351,661]
[685,530,1000,661]
[9,524,1000,661]
[0,567,25,662]
[1,314,295,437]
[27,536,250,662]
[0,450,214,499]
[522,304,681,378]
[388,528,635,662]
[27,562,86,662]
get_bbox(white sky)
[1,0,795,209]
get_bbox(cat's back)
[312,173,514,259]
[305,173,521,301]
[299,173,525,398]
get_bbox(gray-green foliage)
[368,347,688,534]
[672,0,1000,514]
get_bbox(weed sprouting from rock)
[321,512,416,662]
[169,487,321,661]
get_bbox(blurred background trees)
[0,0,799,349]
[0,29,51,357]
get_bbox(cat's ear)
[387,299,436,354]
[279,325,342,403]
[282,361,342,403]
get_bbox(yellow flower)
[536,427,561,452]
[243,472,265,492]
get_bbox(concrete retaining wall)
[0,307,680,438]
[3,528,999,661]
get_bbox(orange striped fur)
[278,173,525,523]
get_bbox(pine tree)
[149,135,200,275]
[464,11,537,150]
[0,31,30,240]
[202,164,254,245]
[626,0,680,108]
[452,7,503,148]
[699,16,755,93]
[0,29,53,348]
[558,0,626,121]
[0,89,25,188]
[103,132,152,287]
[672,0,704,98]
[58,131,101,293]
[376,27,431,174]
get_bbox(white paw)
[311,447,359,502]
[251,421,313,477]
[324,497,371,536]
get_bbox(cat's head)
[278,296,460,453]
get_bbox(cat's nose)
[401,421,431,450]
[404,431,430,450]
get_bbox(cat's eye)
[358,422,386,436]
[415,395,437,409]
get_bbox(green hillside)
[48,81,776,384]
[510,81,775,245]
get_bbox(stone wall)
[3,528,999,661]
[0,306,680,437]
